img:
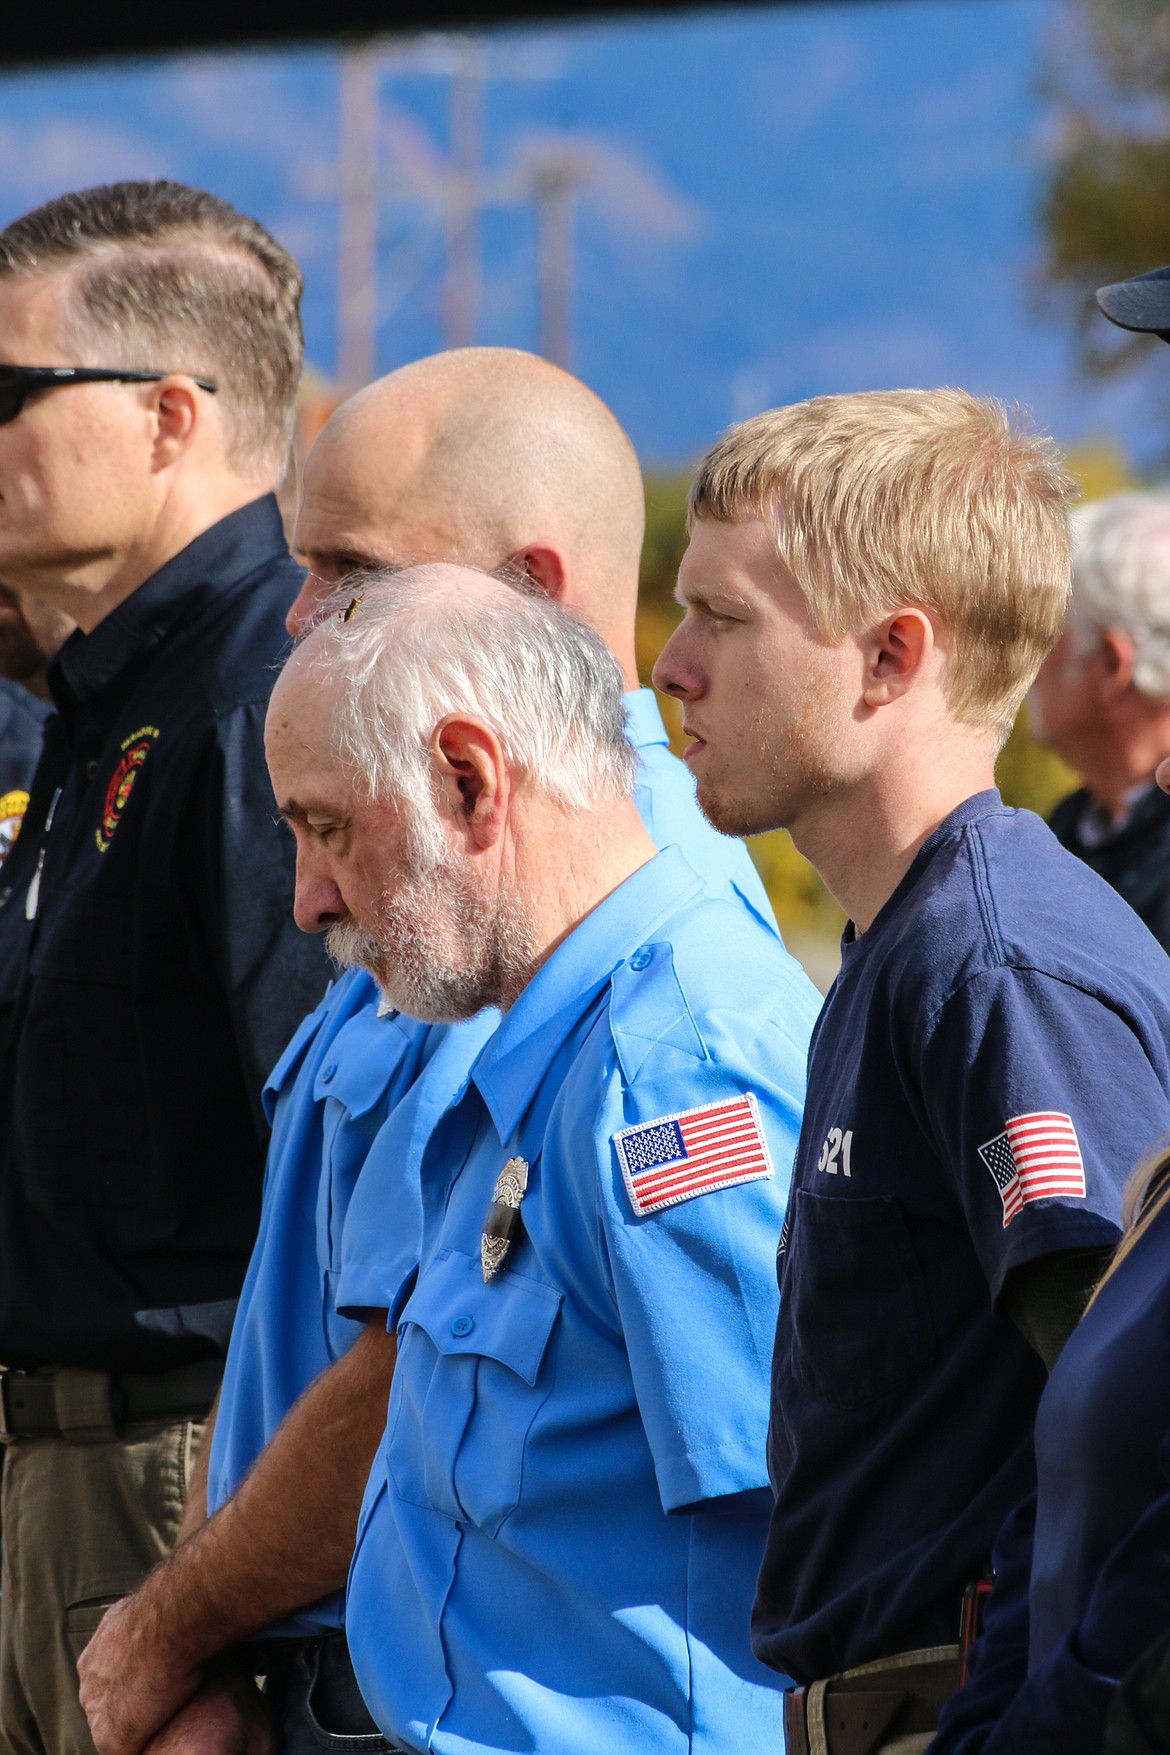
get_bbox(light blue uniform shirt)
[624,687,776,933]
[208,686,783,1639]
[342,846,822,1755]
[206,973,496,1636]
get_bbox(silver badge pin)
[481,1156,529,1282]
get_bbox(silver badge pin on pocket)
[481,1156,528,1283]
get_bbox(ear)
[1095,627,1137,699]
[431,715,510,850]
[860,608,935,709]
[512,544,567,601]
[150,376,203,472]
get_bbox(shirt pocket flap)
[263,1008,323,1118]
[401,1247,562,1386]
[311,1014,410,1115]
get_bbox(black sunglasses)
[0,364,219,426]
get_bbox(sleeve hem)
[988,1210,1120,1303]
[655,1438,771,1514]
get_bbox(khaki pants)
[0,1417,204,1755]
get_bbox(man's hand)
[77,1591,204,1755]
[142,1665,276,1755]
[79,1320,395,1755]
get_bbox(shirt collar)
[841,787,1003,954]
[49,496,288,714]
[471,843,704,1142]
[1076,778,1159,848]
[623,686,671,751]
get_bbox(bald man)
[77,350,791,1755]
[293,347,644,666]
[289,348,773,925]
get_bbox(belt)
[0,1359,222,1443]
[783,1646,961,1755]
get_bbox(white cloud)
[908,64,1017,134]
[745,26,864,139]
[155,54,333,168]
[0,119,171,217]
[740,318,961,408]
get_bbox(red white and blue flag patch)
[614,1093,774,1217]
[977,1111,1086,1228]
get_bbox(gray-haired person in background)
[1030,492,1170,955]
[0,181,329,1755]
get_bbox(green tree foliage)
[1037,0,1170,387]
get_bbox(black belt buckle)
[0,1368,44,1443]
[0,1369,16,1442]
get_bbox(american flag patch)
[613,1093,774,1217]
[977,1111,1086,1228]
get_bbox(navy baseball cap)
[1097,266,1170,343]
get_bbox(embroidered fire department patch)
[95,725,160,852]
[0,789,30,866]
[613,1093,774,1217]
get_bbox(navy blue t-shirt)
[753,792,1170,1684]
[932,1189,1170,1755]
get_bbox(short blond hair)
[690,388,1074,733]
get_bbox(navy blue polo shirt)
[753,791,1170,1684]
[933,1191,1170,1755]
[0,497,331,1373]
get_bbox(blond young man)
[653,389,1170,1755]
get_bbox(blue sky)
[0,0,1155,468]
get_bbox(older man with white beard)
[79,348,811,1755]
[257,561,820,1755]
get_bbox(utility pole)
[533,154,582,371]
[331,38,598,381]
[337,42,381,390]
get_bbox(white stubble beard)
[326,850,542,1023]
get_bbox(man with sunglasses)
[0,180,329,1755]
